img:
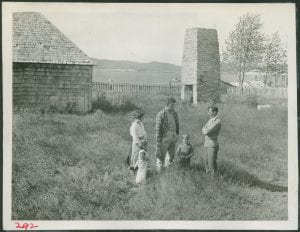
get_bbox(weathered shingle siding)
[13,12,94,112]
[13,63,93,112]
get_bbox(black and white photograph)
[2,2,298,230]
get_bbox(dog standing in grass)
[134,140,149,185]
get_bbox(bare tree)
[262,32,287,86]
[224,14,265,88]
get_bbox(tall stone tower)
[181,28,221,104]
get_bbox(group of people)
[129,97,221,186]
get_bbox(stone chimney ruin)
[181,28,221,104]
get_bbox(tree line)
[222,13,287,87]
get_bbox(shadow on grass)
[191,162,287,193]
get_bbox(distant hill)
[91,58,181,73]
[91,58,237,84]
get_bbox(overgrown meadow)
[12,94,288,220]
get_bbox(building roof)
[220,80,235,87]
[228,80,267,88]
[13,12,94,65]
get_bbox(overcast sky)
[7,3,295,65]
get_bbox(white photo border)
[2,2,298,230]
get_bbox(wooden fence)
[92,81,181,97]
[227,87,287,98]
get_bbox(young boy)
[176,134,194,169]
[134,140,149,185]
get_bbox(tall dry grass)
[12,94,288,220]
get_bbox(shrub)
[117,98,139,112]
[207,95,221,104]
[66,102,77,114]
[92,93,139,113]
[246,96,258,108]
[92,94,114,113]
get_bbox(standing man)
[155,97,179,172]
[202,106,221,174]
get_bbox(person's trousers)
[130,142,139,168]
[136,163,147,185]
[155,132,177,172]
[179,158,191,169]
[203,144,219,174]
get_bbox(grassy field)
[12,94,288,220]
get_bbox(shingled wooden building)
[13,12,94,112]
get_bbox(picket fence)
[227,87,287,98]
[92,82,287,103]
[92,81,181,96]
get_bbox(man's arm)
[131,124,139,144]
[134,159,139,169]
[175,145,181,157]
[202,120,221,135]
[174,112,179,135]
[188,146,194,158]
[155,111,163,144]
[184,146,194,158]
[201,121,208,135]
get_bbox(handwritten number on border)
[15,222,38,230]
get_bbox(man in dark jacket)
[155,97,179,172]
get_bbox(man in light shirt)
[202,106,221,174]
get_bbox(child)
[176,134,194,169]
[134,140,149,185]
